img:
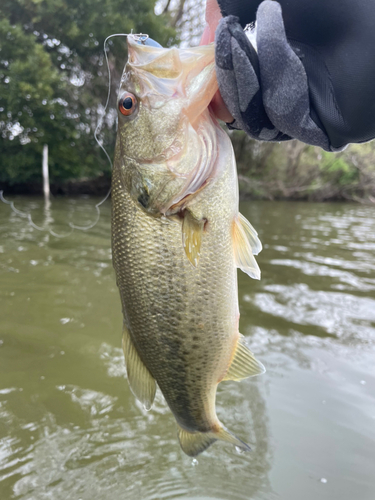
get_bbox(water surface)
[0,198,374,500]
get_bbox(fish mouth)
[121,38,219,215]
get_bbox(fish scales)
[112,37,265,456]
[112,142,237,429]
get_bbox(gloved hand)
[215,0,375,152]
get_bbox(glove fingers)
[215,1,342,151]
[215,15,289,141]
[257,0,331,150]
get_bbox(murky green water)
[0,197,374,500]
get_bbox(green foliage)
[2,0,374,202]
[318,151,359,186]
[0,0,176,185]
[231,130,375,201]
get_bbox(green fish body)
[112,37,264,456]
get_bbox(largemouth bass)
[112,35,265,457]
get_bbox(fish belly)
[111,158,239,432]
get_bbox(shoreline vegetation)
[2,133,375,203]
[232,133,375,203]
[1,0,374,204]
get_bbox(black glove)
[215,0,375,152]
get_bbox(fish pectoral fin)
[223,334,266,382]
[122,324,156,411]
[232,213,262,280]
[182,210,205,267]
[177,423,251,457]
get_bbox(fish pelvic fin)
[232,213,262,280]
[122,324,156,411]
[182,209,205,267]
[177,423,251,457]
[223,334,266,382]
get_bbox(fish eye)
[119,92,137,116]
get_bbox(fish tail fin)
[177,425,217,457]
[214,425,251,453]
[177,423,251,457]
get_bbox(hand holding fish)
[207,0,375,150]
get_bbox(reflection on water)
[0,198,374,500]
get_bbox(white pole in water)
[42,144,50,204]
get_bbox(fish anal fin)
[122,324,156,411]
[232,213,262,280]
[223,334,266,382]
[177,423,251,457]
[182,210,205,267]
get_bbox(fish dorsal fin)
[177,423,251,457]
[182,210,205,267]
[232,213,262,280]
[122,324,156,410]
[223,334,265,381]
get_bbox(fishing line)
[0,32,149,237]
[70,32,149,231]
[0,190,74,238]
